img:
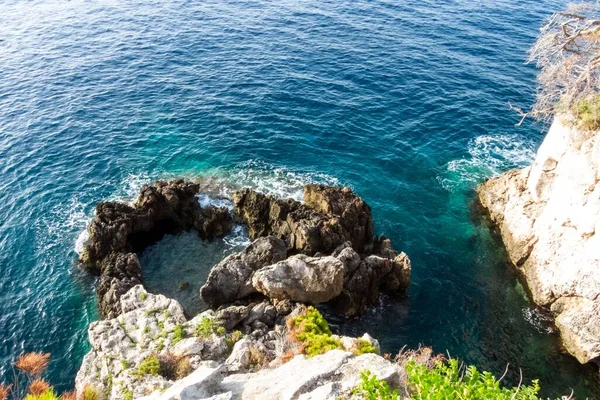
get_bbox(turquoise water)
[1,0,599,397]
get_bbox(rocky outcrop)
[200,237,287,307]
[79,179,233,318]
[477,117,600,365]
[77,286,400,400]
[252,255,345,303]
[97,253,143,319]
[80,180,233,270]
[231,185,374,256]
[331,242,411,317]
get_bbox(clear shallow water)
[1,0,599,397]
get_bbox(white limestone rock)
[477,116,600,364]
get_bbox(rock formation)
[79,179,233,318]
[202,185,411,317]
[76,285,399,400]
[200,236,288,307]
[231,184,373,255]
[477,117,600,365]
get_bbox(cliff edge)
[477,117,600,365]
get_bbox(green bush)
[172,325,185,344]
[122,387,133,400]
[354,339,378,355]
[287,306,343,358]
[135,355,161,377]
[351,371,399,400]
[572,96,600,130]
[406,359,541,399]
[196,317,217,339]
[24,390,60,400]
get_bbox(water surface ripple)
[1,0,597,397]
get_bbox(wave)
[438,134,537,192]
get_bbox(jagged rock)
[224,338,254,372]
[215,306,250,331]
[220,350,403,400]
[477,116,600,365]
[140,363,223,400]
[331,246,411,317]
[77,286,404,400]
[232,186,370,255]
[252,255,345,303]
[200,237,287,307]
[79,179,234,319]
[97,253,143,319]
[304,184,374,253]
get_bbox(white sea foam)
[523,307,555,335]
[222,225,252,249]
[438,134,537,192]
[214,160,343,202]
[197,193,234,211]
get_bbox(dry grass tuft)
[15,352,51,376]
[60,390,77,400]
[278,349,296,364]
[394,345,445,370]
[0,384,11,400]
[82,385,101,400]
[28,378,51,395]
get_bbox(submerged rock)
[477,116,600,365]
[200,236,287,307]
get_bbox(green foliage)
[172,325,185,344]
[139,293,147,301]
[143,325,150,335]
[216,326,226,336]
[135,355,161,377]
[572,96,600,130]
[354,339,377,356]
[351,371,399,400]
[122,387,133,400]
[120,359,129,370]
[288,306,343,358]
[406,359,541,399]
[196,317,217,339]
[24,390,60,400]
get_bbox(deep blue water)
[1,0,598,397]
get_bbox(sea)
[1,0,598,397]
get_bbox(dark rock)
[232,185,373,256]
[97,253,142,319]
[80,179,234,319]
[331,246,411,317]
[304,184,374,253]
[200,236,287,307]
[80,179,234,269]
[215,305,250,330]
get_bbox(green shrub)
[216,326,226,336]
[354,339,378,355]
[572,96,600,130]
[24,389,60,400]
[82,385,101,400]
[139,293,147,301]
[172,325,185,344]
[122,387,133,400]
[196,317,217,339]
[287,306,343,358]
[120,359,129,370]
[351,371,399,400]
[135,355,161,377]
[406,359,541,399]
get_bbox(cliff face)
[477,117,600,365]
